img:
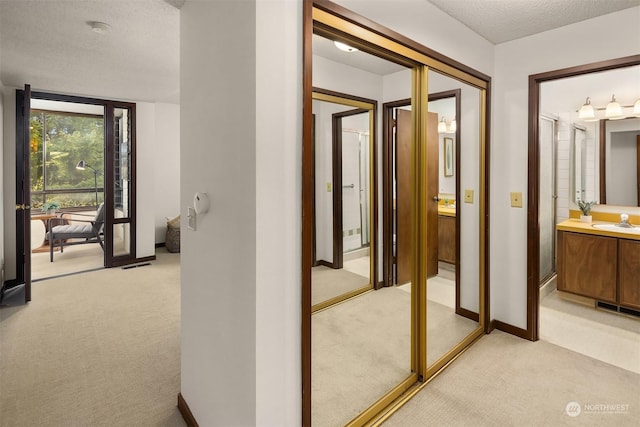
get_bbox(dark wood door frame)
[2,85,33,304]
[527,54,640,341]
[11,90,145,295]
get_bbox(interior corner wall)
[180,1,258,425]
[255,1,301,424]
[491,6,640,329]
[152,103,180,244]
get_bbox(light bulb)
[438,117,447,133]
[578,97,595,120]
[605,95,623,119]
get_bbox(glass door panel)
[106,104,136,266]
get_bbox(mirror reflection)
[425,69,481,368]
[540,64,640,213]
[312,98,372,309]
[311,32,412,426]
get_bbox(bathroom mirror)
[540,64,640,213]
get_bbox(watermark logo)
[565,401,581,417]
[565,401,630,417]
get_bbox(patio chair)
[46,203,105,262]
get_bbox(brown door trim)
[527,54,640,341]
[302,2,313,425]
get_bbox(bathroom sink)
[592,223,640,235]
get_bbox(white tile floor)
[540,285,640,374]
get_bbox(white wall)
[152,103,180,244]
[492,7,640,329]
[180,0,301,425]
[255,2,301,423]
[136,102,157,259]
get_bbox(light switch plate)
[187,207,196,230]
[327,182,332,192]
[464,189,474,203]
[510,192,523,208]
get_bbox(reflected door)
[396,108,412,285]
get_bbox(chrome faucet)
[618,213,632,228]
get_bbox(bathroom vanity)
[556,218,640,314]
[438,205,456,264]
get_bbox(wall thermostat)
[193,192,210,214]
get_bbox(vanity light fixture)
[334,41,358,53]
[605,94,623,119]
[578,97,595,120]
[438,117,457,133]
[633,99,640,117]
[438,117,447,133]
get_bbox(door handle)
[432,196,440,202]
[15,204,31,210]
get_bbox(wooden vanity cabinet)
[558,230,640,310]
[619,239,640,310]
[438,215,456,264]
[557,231,617,303]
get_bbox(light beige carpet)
[313,287,412,427]
[0,249,185,427]
[386,330,640,426]
[312,265,369,306]
[312,287,481,426]
[31,243,105,281]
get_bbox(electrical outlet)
[510,192,523,208]
[327,182,332,192]
[464,189,474,203]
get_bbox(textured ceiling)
[0,0,179,103]
[425,0,640,44]
[1,1,638,105]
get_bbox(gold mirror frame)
[302,1,491,425]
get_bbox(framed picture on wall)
[444,137,454,177]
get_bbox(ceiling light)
[89,21,111,35]
[438,117,447,133]
[605,94,623,119]
[578,97,595,120]
[334,41,358,53]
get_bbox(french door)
[9,89,138,303]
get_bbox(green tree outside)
[30,110,105,209]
